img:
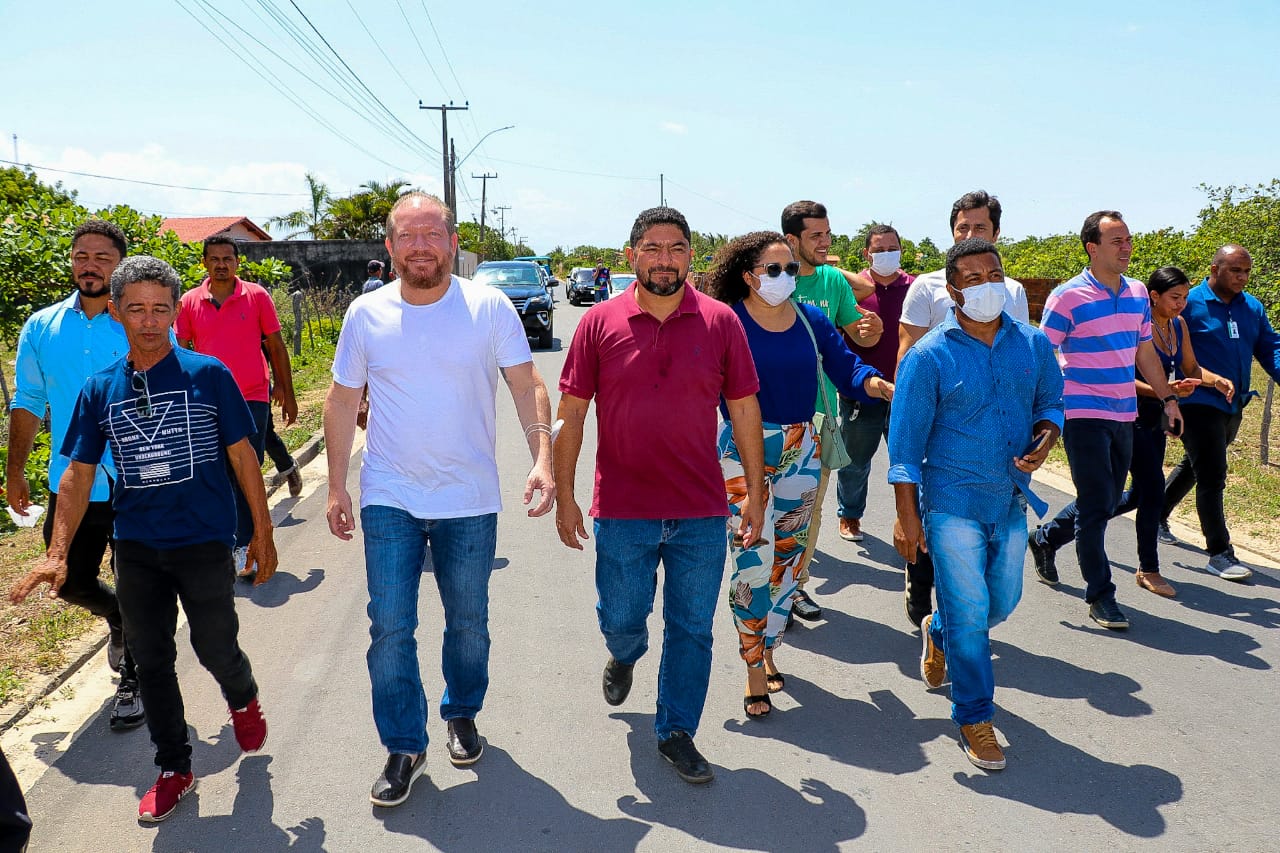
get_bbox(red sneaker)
[230,698,268,752]
[138,770,195,822]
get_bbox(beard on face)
[398,254,452,291]
[638,266,686,297]
[76,276,109,298]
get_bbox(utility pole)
[418,101,468,207]
[660,173,665,207]
[11,134,16,162]
[492,205,511,245]
[472,173,498,255]
[449,139,458,212]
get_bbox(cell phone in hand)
[1021,432,1049,457]
[1160,409,1183,438]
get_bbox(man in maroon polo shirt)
[554,207,765,785]
[837,224,915,543]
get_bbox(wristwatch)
[1162,394,1178,405]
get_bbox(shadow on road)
[784,607,918,679]
[612,712,865,851]
[955,711,1183,837]
[993,640,1153,717]
[723,683,952,775]
[375,743,648,852]
[147,756,327,852]
[236,568,325,607]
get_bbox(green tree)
[1194,180,1280,324]
[0,166,76,208]
[266,172,330,239]
[317,179,412,240]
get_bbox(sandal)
[765,671,785,693]
[743,694,772,718]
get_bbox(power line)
[0,157,309,197]
[665,178,771,225]
[173,0,413,172]
[481,156,656,181]
[394,0,450,97]
[343,0,418,99]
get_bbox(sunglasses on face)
[753,262,800,278]
[131,370,152,418]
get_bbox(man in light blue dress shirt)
[6,219,144,731]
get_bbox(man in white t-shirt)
[323,192,555,809]
[896,190,1029,629]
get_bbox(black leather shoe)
[446,718,483,766]
[370,752,426,807]
[658,732,713,784]
[1028,528,1059,586]
[791,590,822,621]
[109,678,145,731]
[1089,599,1129,631]
[602,658,634,706]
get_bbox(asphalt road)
[10,296,1280,852]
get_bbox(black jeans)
[43,493,135,679]
[0,748,30,852]
[263,410,295,474]
[1113,415,1168,572]
[115,540,258,774]
[229,400,272,548]
[1162,404,1241,557]
[1038,419,1132,603]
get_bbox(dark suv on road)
[472,261,556,348]
[566,267,598,305]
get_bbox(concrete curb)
[1032,463,1279,570]
[0,428,327,733]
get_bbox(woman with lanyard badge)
[706,232,893,718]
[1116,267,1234,597]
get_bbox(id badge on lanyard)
[1227,320,1240,339]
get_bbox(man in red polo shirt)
[555,207,765,785]
[176,235,297,576]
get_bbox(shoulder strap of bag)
[792,302,836,421]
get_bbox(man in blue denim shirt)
[889,239,1064,771]
[1161,245,1280,580]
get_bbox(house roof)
[160,216,272,243]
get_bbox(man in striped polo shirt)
[1028,211,1183,630]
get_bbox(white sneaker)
[1205,552,1252,582]
[233,546,255,579]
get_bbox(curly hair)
[705,231,789,305]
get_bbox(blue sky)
[4,1,1278,253]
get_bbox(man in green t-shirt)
[782,200,884,622]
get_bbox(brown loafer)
[1136,571,1176,598]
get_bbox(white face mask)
[954,281,1005,322]
[754,271,796,306]
[869,250,901,277]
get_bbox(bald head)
[386,191,455,237]
[1209,243,1252,300]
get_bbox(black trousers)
[114,540,258,774]
[1162,404,1241,557]
[42,493,135,678]
[263,410,295,474]
[0,749,30,853]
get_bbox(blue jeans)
[594,517,726,741]
[836,398,889,520]
[361,506,497,755]
[925,497,1026,726]
[1036,419,1132,603]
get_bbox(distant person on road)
[896,191,1030,630]
[362,260,386,294]
[555,206,764,785]
[705,231,890,719]
[10,255,277,823]
[323,192,555,809]
[5,218,144,733]
[889,238,1063,772]
[836,224,915,545]
[176,235,297,579]
[1028,267,1233,599]
[1028,211,1184,632]
[594,264,611,303]
[1159,245,1280,581]
[780,200,883,626]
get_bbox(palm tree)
[266,173,331,239]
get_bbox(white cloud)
[660,121,688,135]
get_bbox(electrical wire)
[1,158,308,197]
[664,178,771,225]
